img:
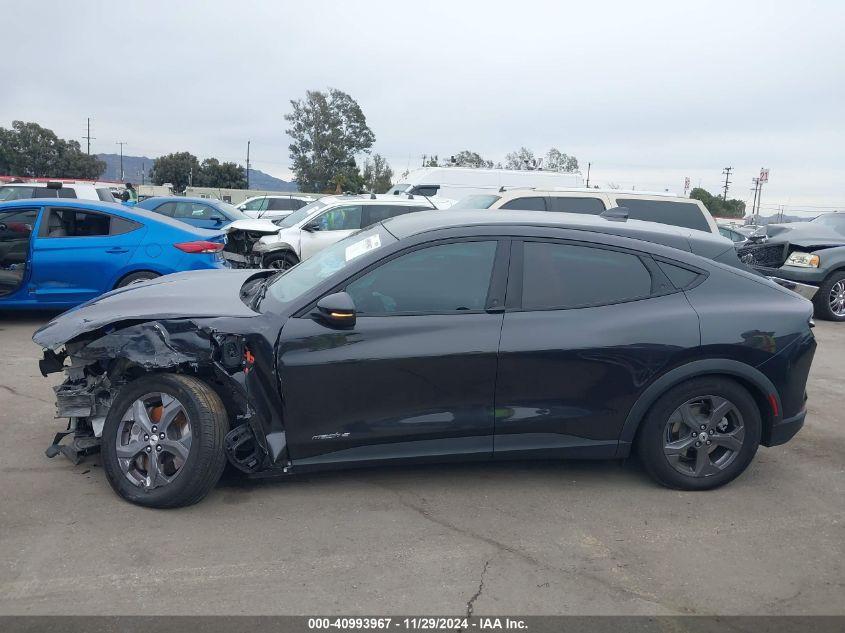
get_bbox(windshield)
[274,199,327,228]
[267,225,395,305]
[0,186,35,201]
[450,194,501,210]
[812,214,845,228]
[386,183,411,195]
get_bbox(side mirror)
[303,220,321,232]
[314,292,356,328]
[210,215,224,224]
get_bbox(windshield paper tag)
[345,234,381,261]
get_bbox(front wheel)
[812,270,845,321]
[263,251,299,270]
[636,377,761,490]
[101,374,229,508]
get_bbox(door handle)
[106,247,129,254]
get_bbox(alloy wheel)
[663,395,745,478]
[115,392,193,490]
[829,280,845,317]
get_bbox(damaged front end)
[34,271,289,475]
[221,219,280,269]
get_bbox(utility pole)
[585,162,591,188]
[750,177,760,223]
[83,118,95,155]
[721,166,732,200]
[140,162,145,186]
[246,140,251,189]
[116,141,127,180]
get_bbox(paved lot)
[0,312,842,615]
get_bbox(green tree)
[150,152,201,193]
[504,147,536,170]
[196,158,247,189]
[544,147,579,172]
[362,154,394,193]
[690,187,746,219]
[0,121,104,179]
[449,150,493,168]
[285,88,375,193]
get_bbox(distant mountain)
[96,153,297,192]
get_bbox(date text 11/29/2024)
[307,618,528,630]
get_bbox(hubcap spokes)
[116,392,192,490]
[829,281,845,316]
[663,395,744,478]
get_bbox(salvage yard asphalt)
[0,312,842,616]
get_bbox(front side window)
[314,205,362,231]
[0,186,36,201]
[241,197,267,211]
[521,241,653,310]
[501,197,547,211]
[277,199,328,228]
[173,202,216,220]
[548,197,606,214]
[42,209,111,238]
[616,198,711,232]
[346,241,497,315]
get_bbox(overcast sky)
[2,0,843,212]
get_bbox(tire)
[116,271,160,288]
[263,251,298,270]
[636,377,761,491]
[812,270,845,321]
[101,373,229,508]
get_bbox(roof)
[382,209,731,255]
[138,196,230,205]
[320,194,436,206]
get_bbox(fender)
[259,241,297,255]
[615,358,781,457]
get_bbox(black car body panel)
[33,210,816,479]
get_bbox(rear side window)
[41,209,112,238]
[409,185,439,196]
[362,205,411,227]
[110,216,142,236]
[521,241,653,310]
[97,188,116,202]
[31,188,58,198]
[267,198,297,211]
[616,198,710,232]
[57,189,77,199]
[501,196,547,211]
[548,197,606,214]
[0,186,36,201]
[152,202,177,217]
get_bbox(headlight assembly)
[785,251,820,268]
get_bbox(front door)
[0,207,39,300]
[494,239,701,458]
[298,204,362,260]
[278,239,508,467]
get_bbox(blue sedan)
[0,199,229,310]
[136,196,250,230]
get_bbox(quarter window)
[346,241,497,315]
[521,242,653,310]
[615,198,711,232]
[548,197,606,214]
[501,197,547,211]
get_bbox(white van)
[386,167,583,200]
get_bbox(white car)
[0,181,116,202]
[249,194,447,269]
[237,195,316,221]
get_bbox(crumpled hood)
[33,269,268,349]
[224,218,280,235]
[765,222,845,247]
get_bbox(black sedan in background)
[33,211,816,507]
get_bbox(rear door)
[29,207,144,305]
[494,238,700,458]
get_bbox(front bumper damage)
[39,318,287,473]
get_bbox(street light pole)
[116,141,127,180]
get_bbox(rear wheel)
[263,251,298,270]
[812,270,845,321]
[101,374,228,508]
[636,377,761,490]
[116,271,160,288]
